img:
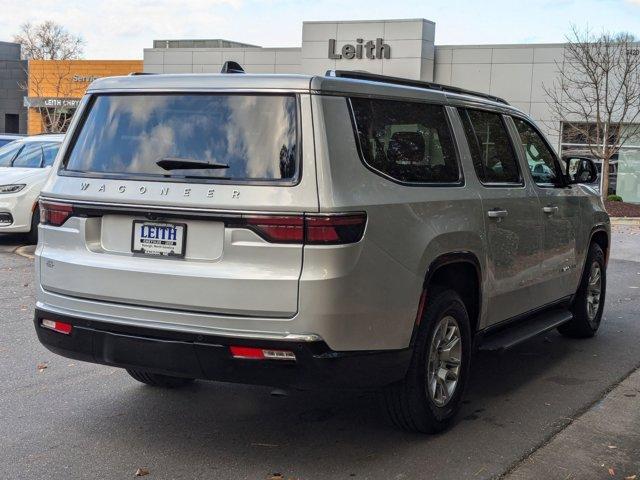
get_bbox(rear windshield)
[63,93,299,183]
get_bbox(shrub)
[607,194,623,202]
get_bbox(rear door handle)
[487,209,508,218]
[542,206,558,214]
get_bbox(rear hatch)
[39,89,318,318]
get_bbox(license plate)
[131,221,186,258]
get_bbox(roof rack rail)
[326,70,509,105]
[128,72,157,76]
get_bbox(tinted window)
[64,94,298,182]
[42,142,61,167]
[350,97,459,184]
[0,141,22,167]
[0,139,14,148]
[513,117,559,185]
[13,143,43,168]
[460,109,520,184]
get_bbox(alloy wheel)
[586,261,602,322]
[427,315,462,407]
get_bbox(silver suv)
[34,70,609,433]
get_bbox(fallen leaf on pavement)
[625,475,637,480]
[37,362,48,372]
[134,467,149,477]
[608,445,618,449]
[609,467,616,476]
[267,474,284,480]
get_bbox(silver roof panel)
[86,73,526,115]
[87,74,315,92]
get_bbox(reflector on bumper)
[41,319,73,335]
[229,346,296,361]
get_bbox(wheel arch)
[410,252,482,346]
[590,227,610,265]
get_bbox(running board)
[478,309,573,352]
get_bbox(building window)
[560,122,640,202]
[4,114,19,134]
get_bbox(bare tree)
[544,26,640,199]
[24,61,82,133]
[13,21,84,133]
[13,21,84,60]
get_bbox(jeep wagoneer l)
[34,70,609,433]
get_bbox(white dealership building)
[143,19,640,202]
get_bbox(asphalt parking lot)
[1,226,639,480]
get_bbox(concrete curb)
[611,217,640,226]
[13,245,35,260]
[504,366,640,479]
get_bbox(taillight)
[244,215,304,243]
[40,201,74,227]
[241,213,366,245]
[305,214,367,245]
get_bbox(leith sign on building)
[144,19,437,81]
[327,38,391,60]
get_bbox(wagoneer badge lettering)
[76,182,245,199]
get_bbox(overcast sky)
[2,0,640,59]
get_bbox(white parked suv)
[0,134,64,242]
[33,72,609,433]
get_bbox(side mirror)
[563,157,598,184]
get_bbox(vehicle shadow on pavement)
[65,333,577,475]
[0,233,32,248]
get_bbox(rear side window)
[64,94,299,183]
[459,109,521,185]
[349,97,460,184]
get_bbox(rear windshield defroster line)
[61,93,300,185]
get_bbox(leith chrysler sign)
[328,38,391,59]
[23,97,81,109]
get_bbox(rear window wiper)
[156,157,230,171]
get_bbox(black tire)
[558,242,606,338]
[126,369,195,388]
[25,208,40,245]
[383,288,472,433]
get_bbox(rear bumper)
[34,308,411,389]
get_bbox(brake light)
[41,319,73,335]
[244,215,304,243]
[305,214,367,245]
[241,213,366,245]
[40,201,74,227]
[229,346,296,361]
